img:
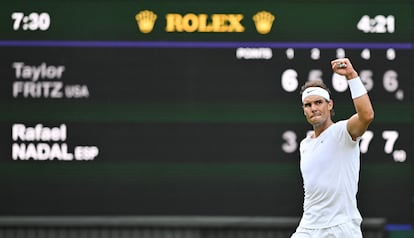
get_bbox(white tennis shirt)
[298,120,363,228]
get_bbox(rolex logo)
[252,11,275,34]
[135,10,157,34]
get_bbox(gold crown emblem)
[252,11,275,34]
[135,10,157,34]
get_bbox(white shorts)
[291,220,363,238]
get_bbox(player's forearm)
[347,71,374,124]
[353,94,374,124]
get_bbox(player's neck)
[312,119,333,138]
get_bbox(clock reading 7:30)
[11,12,50,31]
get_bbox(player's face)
[302,95,333,127]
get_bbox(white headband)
[301,87,330,103]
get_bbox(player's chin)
[306,117,318,125]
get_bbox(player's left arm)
[331,58,374,141]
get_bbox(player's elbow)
[363,110,374,125]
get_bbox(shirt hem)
[298,217,362,229]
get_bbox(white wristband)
[348,77,367,99]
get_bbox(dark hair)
[300,80,335,117]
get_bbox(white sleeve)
[337,120,360,147]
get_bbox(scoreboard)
[0,0,413,226]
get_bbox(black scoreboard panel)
[0,0,413,225]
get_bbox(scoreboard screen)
[0,0,413,226]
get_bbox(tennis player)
[291,58,374,238]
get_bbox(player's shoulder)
[332,120,358,144]
[330,120,348,133]
[333,120,348,128]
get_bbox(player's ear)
[328,99,334,110]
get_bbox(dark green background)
[0,0,413,229]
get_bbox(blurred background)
[0,0,413,237]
